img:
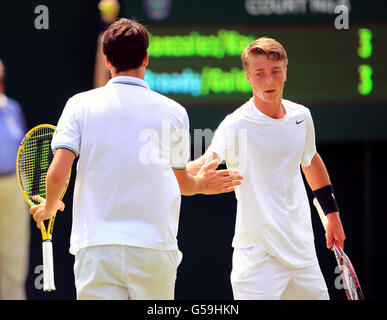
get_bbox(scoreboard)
[119,0,386,109]
[121,0,386,140]
[145,24,386,107]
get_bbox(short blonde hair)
[241,37,288,71]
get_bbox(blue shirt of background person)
[0,62,26,176]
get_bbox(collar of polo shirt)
[108,76,150,90]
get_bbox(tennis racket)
[313,198,364,300]
[16,124,71,292]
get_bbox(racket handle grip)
[42,240,56,292]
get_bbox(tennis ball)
[100,2,115,15]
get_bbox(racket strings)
[333,241,364,300]
[18,127,55,204]
[342,257,364,300]
[340,259,356,299]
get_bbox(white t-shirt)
[51,76,190,255]
[208,98,317,269]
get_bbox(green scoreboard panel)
[145,24,386,107]
[121,0,387,140]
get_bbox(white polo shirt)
[208,98,318,268]
[52,76,190,255]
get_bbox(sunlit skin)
[244,54,287,119]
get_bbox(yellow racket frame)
[16,124,71,240]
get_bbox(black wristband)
[312,184,339,215]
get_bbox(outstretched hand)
[197,159,243,195]
[29,195,65,229]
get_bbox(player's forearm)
[45,166,69,216]
[45,149,75,216]
[301,152,331,191]
[304,153,341,220]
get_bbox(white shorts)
[231,245,329,300]
[74,245,182,300]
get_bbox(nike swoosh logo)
[296,119,305,125]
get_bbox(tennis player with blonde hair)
[30,18,243,300]
[187,37,346,299]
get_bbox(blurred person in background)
[94,0,121,88]
[0,59,29,300]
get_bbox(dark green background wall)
[1,0,386,300]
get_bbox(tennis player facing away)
[29,18,243,300]
[187,37,346,300]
